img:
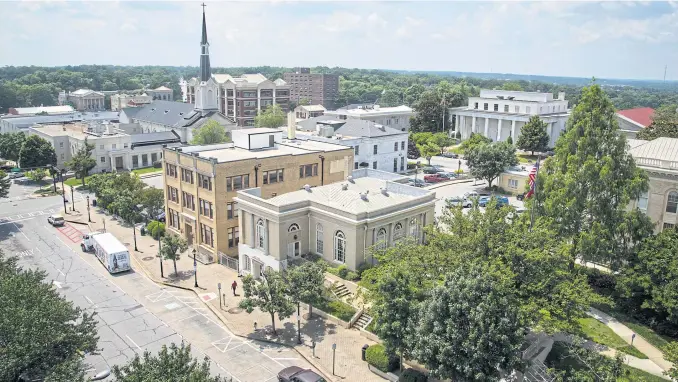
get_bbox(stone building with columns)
[450,89,570,147]
[234,168,435,277]
[58,89,106,111]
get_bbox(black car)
[422,166,443,174]
[516,193,526,201]
[277,366,326,382]
[441,152,459,159]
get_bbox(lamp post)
[458,159,461,174]
[296,312,302,344]
[414,160,421,185]
[332,343,337,375]
[70,185,75,212]
[60,170,67,214]
[193,248,198,288]
[158,230,164,278]
[86,195,91,222]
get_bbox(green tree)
[190,120,229,145]
[239,269,295,335]
[65,138,96,186]
[146,220,165,240]
[636,104,678,141]
[0,252,98,382]
[411,263,526,381]
[416,141,440,165]
[465,141,518,188]
[160,234,188,276]
[664,342,678,381]
[549,341,624,382]
[286,261,326,319]
[409,90,446,133]
[27,168,47,183]
[254,104,286,128]
[380,89,402,107]
[430,132,454,154]
[0,170,10,198]
[516,115,550,155]
[298,98,310,106]
[112,342,224,382]
[535,84,653,269]
[459,132,491,154]
[502,82,524,91]
[18,135,56,169]
[140,187,164,221]
[0,132,26,162]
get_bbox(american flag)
[525,159,540,199]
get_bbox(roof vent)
[164,110,169,114]
[360,192,368,201]
[304,184,311,191]
[179,112,184,116]
[151,108,156,112]
[380,187,388,196]
[341,184,348,191]
[347,175,354,183]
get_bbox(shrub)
[153,161,162,168]
[583,266,616,294]
[454,169,464,174]
[346,271,359,281]
[337,264,349,279]
[366,344,398,372]
[302,252,321,263]
[326,266,340,276]
[356,262,372,277]
[146,220,165,239]
[327,300,356,322]
[399,369,427,382]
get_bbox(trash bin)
[92,199,97,207]
[140,227,146,236]
[362,344,369,361]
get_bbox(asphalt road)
[0,183,314,382]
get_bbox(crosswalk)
[0,208,56,225]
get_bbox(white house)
[296,116,409,173]
[450,89,571,147]
[324,104,414,132]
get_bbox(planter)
[360,328,381,343]
[368,364,398,381]
[305,303,350,329]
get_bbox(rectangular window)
[181,192,195,210]
[637,191,649,212]
[151,153,158,163]
[393,158,398,172]
[200,223,214,247]
[124,143,128,149]
[299,164,318,178]
[227,202,239,219]
[59,142,64,148]
[394,142,398,151]
[198,174,212,191]
[514,106,520,113]
[493,104,499,111]
[165,164,177,177]
[199,199,213,219]
[263,168,283,185]
[373,161,377,169]
[483,103,488,111]
[228,227,240,248]
[181,168,194,184]
[504,105,509,112]
[508,179,518,189]
[401,141,405,150]
[112,144,117,149]
[526,106,531,113]
[400,157,404,171]
[132,156,139,168]
[354,162,359,170]
[373,145,378,154]
[474,102,479,109]
[354,146,359,155]
[168,208,180,229]
[243,91,256,98]
[226,174,250,192]
[663,223,675,231]
[100,157,105,163]
[167,186,179,203]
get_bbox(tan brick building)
[162,128,354,264]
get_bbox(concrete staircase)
[354,311,373,330]
[331,282,351,299]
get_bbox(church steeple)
[199,3,211,83]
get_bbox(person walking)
[231,280,237,296]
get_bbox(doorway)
[115,156,123,170]
[185,223,193,246]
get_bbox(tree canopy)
[0,132,26,162]
[636,104,678,141]
[65,138,96,186]
[516,115,550,155]
[239,269,295,334]
[18,135,56,169]
[465,141,518,188]
[190,120,229,145]
[254,104,286,128]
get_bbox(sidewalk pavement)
[588,307,673,374]
[73,198,382,382]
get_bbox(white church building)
[450,89,571,148]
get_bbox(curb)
[425,178,475,190]
[127,250,338,382]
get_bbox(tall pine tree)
[516,115,549,155]
[66,138,96,186]
[533,84,653,270]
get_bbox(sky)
[2,0,678,80]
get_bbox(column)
[455,114,460,135]
[484,117,489,138]
[496,119,502,142]
[249,213,255,247]
[472,116,477,134]
[264,219,270,255]
[548,123,554,147]
[273,88,276,106]
[257,88,261,112]
[511,120,517,141]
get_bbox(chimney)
[287,111,296,140]
[359,192,368,201]
[341,183,348,191]
[558,92,565,101]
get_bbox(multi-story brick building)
[283,68,339,110]
[162,127,354,265]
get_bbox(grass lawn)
[594,304,677,353]
[132,167,162,175]
[33,186,61,196]
[64,176,89,187]
[578,317,648,359]
[517,153,539,164]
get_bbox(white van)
[82,232,131,274]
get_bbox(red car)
[424,174,445,183]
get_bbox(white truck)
[81,232,131,274]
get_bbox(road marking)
[272,358,300,361]
[0,217,34,225]
[85,296,94,305]
[52,280,62,289]
[167,313,201,324]
[125,335,143,352]
[57,269,65,276]
[12,222,30,241]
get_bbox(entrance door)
[185,223,193,246]
[287,242,300,257]
[115,156,123,170]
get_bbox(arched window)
[667,191,678,214]
[242,255,251,271]
[393,223,404,241]
[256,219,265,248]
[376,228,387,250]
[288,223,300,232]
[316,223,324,255]
[334,231,346,263]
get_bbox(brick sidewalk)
[74,198,381,382]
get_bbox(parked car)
[478,196,509,208]
[8,172,24,179]
[47,214,65,227]
[441,152,459,159]
[408,178,427,187]
[422,165,443,174]
[516,193,526,201]
[156,211,166,222]
[424,174,445,183]
[446,197,464,207]
[437,172,458,179]
[277,366,326,382]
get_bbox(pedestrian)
[231,280,237,296]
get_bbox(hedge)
[366,344,392,372]
[399,369,427,382]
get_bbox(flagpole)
[529,155,542,231]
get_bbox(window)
[394,142,398,152]
[373,145,378,154]
[226,174,250,192]
[299,164,318,178]
[400,157,404,171]
[200,223,214,247]
[227,202,238,219]
[181,168,194,184]
[508,179,518,189]
[167,186,179,203]
[228,227,239,248]
[124,143,128,149]
[60,154,64,160]
[100,157,105,163]
[242,254,250,270]
[316,223,323,254]
[637,191,649,212]
[493,104,499,111]
[514,106,520,113]
[288,223,299,232]
[401,141,405,150]
[166,164,177,177]
[664,223,675,231]
[100,145,104,150]
[393,158,398,172]
[394,223,404,241]
[151,153,157,163]
[474,102,479,109]
[410,218,419,238]
[504,105,509,112]
[667,191,678,213]
[355,146,360,155]
[376,228,387,250]
[181,192,195,210]
[263,169,284,184]
[333,231,346,263]
[112,144,117,149]
[373,161,377,170]
[168,208,180,229]
[354,162,359,170]
[198,174,212,191]
[243,91,256,98]
[526,106,531,113]
[199,199,213,218]
[256,219,265,248]
[483,103,488,111]
[59,142,64,148]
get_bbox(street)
[0,182,315,382]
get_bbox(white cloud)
[322,11,362,32]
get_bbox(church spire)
[199,3,211,82]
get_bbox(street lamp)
[193,248,198,288]
[158,230,164,278]
[458,159,461,174]
[296,312,302,344]
[70,185,75,212]
[60,170,67,214]
[86,195,91,222]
